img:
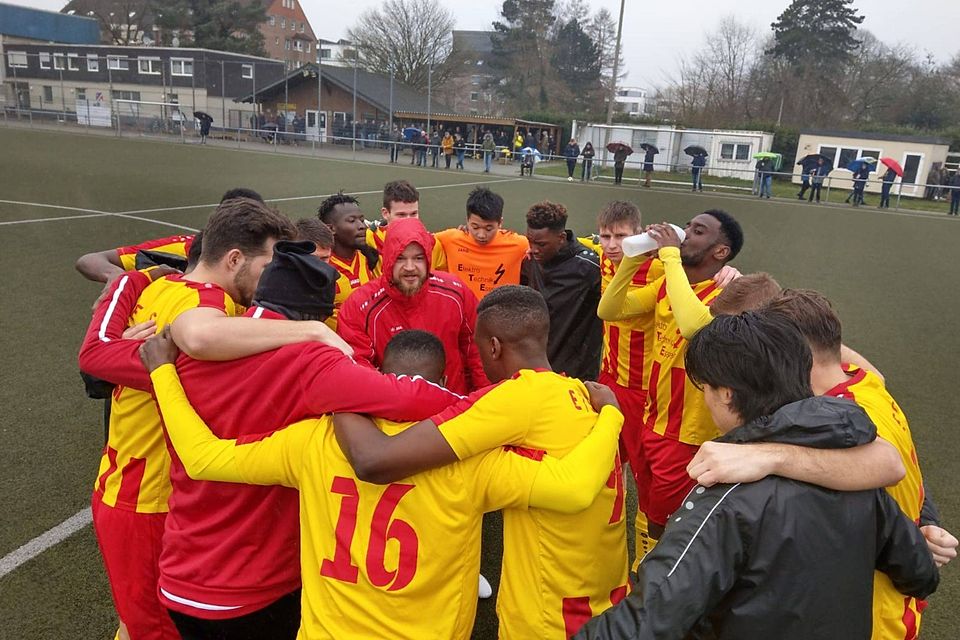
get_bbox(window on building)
[76,87,87,101]
[837,147,859,168]
[112,89,142,101]
[67,54,80,71]
[306,42,310,53]
[241,64,253,79]
[43,86,53,102]
[138,57,161,75]
[818,146,837,164]
[53,53,65,70]
[275,37,279,46]
[291,21,295,31]
[471,75,481,86]
[108,55,129,71]
[320,49,331,59]
[470,92,479,102]
[39,53,51,69]
[285,39,291,51]
[281,17,286,28]
[720,143,751,160]
[170,58,193,77]
[7,51,28,68]
[902,154,923,185]
[87,54,99,72]
[300,22,305,32]
[269,16,275,26]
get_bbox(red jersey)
[81,274,462,617]
[337,219,489,394]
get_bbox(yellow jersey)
[826,366,926,640]
[434,370,629,638]
[94,275,240,512]
[326,250,379,331]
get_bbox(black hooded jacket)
[521,231,602,380]
[575,396,939,640]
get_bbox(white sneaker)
[567,176,574,182]
[478,573,493,599]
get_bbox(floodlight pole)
[601,0,625,171]
[317,57,323,143]
[220,60,225,136]
[427,63,432,135]
[389,62,394,133]
[352,53,358,151]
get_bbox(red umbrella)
[606,141,633,154]
[880,157,904,177]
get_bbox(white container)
[622,224,687,257]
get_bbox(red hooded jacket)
[337,218,490,394]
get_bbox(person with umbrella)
[878,158,903,209]
[795,154,828,200]
[846,159,874,206]
[756,157,773,199]
[607,142,633,185]
[194,111,213,145]
[563,138,581,181]
[641,143,658,187]
[691,153,706,192]
[948,170,960,216]
[581,141,596,181]
[808,157,829,203]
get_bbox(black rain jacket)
[575,396,939,640]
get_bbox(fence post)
[825,176,831,204]
[895,181,902,210]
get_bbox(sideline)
[0,508,92,578]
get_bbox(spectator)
[418,130,429,167]
[409,129,420,165]
[454,134,466,170]
[847,163,871,206]
[642,146,656,187]
[691,154,706,192]
[481,132,496,173]
[879,166,897,209]
[948,171,960,216]
[581,142,595,181]
[430,129,440,167]
[389,126,402,163]
[442,131,454,169]
[520,201,602,381]
[757,158,773,199]
[808,157,828,203]
[563,138,580,181]
[613,146,630,185]
[514,131,524,161]
[924,165,942,200]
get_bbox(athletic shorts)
[634,429,699,527]
[91,493,179,640]
[598,374,647,483]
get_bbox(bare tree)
[841,32,914,123]
[346,0,458,91]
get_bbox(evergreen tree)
[491,0,557,110]
[551,18,603,111]
[154,0,267,56]
[768,0,864,68]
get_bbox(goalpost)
[112,99,199,139]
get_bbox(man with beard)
[337,218,489,395]
[319,192,381,330]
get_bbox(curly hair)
[525,201,568,232]
[317,191,360,223]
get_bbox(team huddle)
[74,180,955,640]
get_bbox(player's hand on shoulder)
[123,319,157,341]
[139,325,179,372]
[584,381,620,413]
[687,441,775,487]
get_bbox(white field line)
[0,508,92,578]
[0,199,110,215]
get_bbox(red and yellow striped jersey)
[327,250,379,331]
[644,276,723,445]
[433,370,628,638]
[599,253,664,390]
[432,228,529,300]
[825,365,926,640]
[365,225,387,253]
[116,234,193,271]
[94,275,239,512]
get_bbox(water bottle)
[622,224,686,257]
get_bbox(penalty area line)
[0,508,92,578]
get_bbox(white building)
[317,38,354,67]
[571,121,773,179]
[614,87,651,117]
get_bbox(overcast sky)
[18,0,960,89]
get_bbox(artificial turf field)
[0,125,958,639]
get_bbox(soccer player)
[74,188,265,285]
[142,328,625,640]
[764,289,957,639]
[337,218,489,394]
[333,286,629,638]
[294,217,334,261]
[575,313,939,640]
[365,179,420,252]
[77,199,349,640]
[318,191,381,330]
[82,241,465,639]
[520,200,602,381]
[432,186,529,300]
[597,211,742,552]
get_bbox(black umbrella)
[640,143,659,154]
[193,111,213,123]
[797,153,831,171]
[684,145,708,157]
